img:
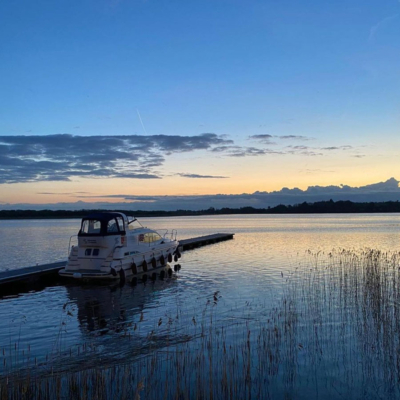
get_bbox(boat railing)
[155,229,168,238]
[162,229,177,241]
[68,235,78,255]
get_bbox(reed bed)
[2,248,400,399]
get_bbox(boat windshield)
[139,232,163,243]
[128,218,143,230]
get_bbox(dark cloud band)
[0,133,363,183]
[0,133,232,183]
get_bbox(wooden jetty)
[0,233,234,288]
[180,233,234,250]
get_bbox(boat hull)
[59,242,180,280]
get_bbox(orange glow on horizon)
[1,168,398,206]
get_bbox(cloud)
[211,144,283,157]
[249,134,312,143]
[248,134,275,144]
[176,173,229,179]
[285,144,354,157]
[0,133,368,184]
[0,133,233,183]
[228,147,272,157]
[286,145,322,156]
[287,145,309,150]
[37,191,91,195]
[298,151,323,156]
[211,145,239,153]
[278,135,311,140]
[321,146,352,151]
[73,194,159,202]
[3,178,399,211]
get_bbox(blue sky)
[0,0,399,207]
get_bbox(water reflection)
[65,277,178,338]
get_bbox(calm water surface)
[1,214,400,398]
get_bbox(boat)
[59,212,180,280]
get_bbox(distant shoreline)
[0,200,400,219]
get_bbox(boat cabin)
[78,212,127,236]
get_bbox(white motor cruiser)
[59,212,180,280]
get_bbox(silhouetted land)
[1,199,400,219]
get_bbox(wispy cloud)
[287,145,309,150]
[37,191,91,195]
[212,144,283,157]
[278,135,311,140]
[369,14,399,42]
[248,134,275,144]
[286,144,354,156]
[286,145,322,156]
[320,146,352,151]
[249,134,312,142]
[176,173,229,179]
[228,147,272,157]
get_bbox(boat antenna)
[136,109,148,135]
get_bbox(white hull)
[59,243,179,280]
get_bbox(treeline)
[1,200,400,219]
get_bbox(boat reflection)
[17,272,187,375]
[65,273,179,338]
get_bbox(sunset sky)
[1,0,399,208]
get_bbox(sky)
[0,0,399,209]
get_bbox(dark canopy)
[83,212,124,222]
[79,212,126,236]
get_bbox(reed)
[2,248,400,399]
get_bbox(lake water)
[1,214,400,399]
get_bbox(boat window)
[81,220,101,234]
[116,217,125,231]
[141,232,162,243]
[107,219,119,233]
[85,249,92,256]
[93,249,99,256]
[152,233,162,241]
